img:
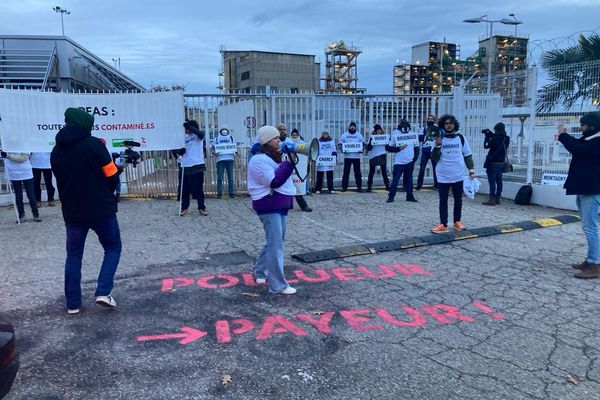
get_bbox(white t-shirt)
[213,133,235,163]
[367,134,387,159]
[435,133,472,183]
[4,153,33,181]
[30,152,51,169]
[389,129,420,165]
[339,131,364,159]
[317,139,337,172]
[247,153,296,201]
[181,133,205,168]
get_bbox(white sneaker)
[255,277,267,285]
[330,190,336,194]
[279,286,297,295]
[96,294,117,308]
[67,308,79,315]
[315,191,321,194]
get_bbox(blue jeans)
[64,214,122,309]
[253,213,289,293]
[486,163,505,197]
[388,162,415,200]
[216,160,234,195]
[576,194,600,264]
[11,179,38,218]
[417,147,437,188]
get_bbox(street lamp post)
[463,15,523,94]
[52,6,70,36]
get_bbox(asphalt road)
[2,189,599,400]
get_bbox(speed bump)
[292,214,580,263]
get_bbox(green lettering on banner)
[112,138,133,147]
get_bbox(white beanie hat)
[257,125,279,145]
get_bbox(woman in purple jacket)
[247,126,298,295]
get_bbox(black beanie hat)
[580,112,600,128]
[494,122,505,132]
[291,128,299,134]
[373,124,382,131]
[349,122,356,128]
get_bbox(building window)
[241,71,250,81]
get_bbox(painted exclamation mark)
[472,301,505,320]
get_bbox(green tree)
[537,33,600,113]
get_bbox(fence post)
[452,83,465,127]
[526,66,538,184]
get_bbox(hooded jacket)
[558,130,600,195]
[50,108,119,223]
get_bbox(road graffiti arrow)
[137,326,207,345]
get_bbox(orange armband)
[102,161,118,177]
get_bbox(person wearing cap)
[247,125,298,295]
[558,112,600,279]
[338,121,364,192]
[212,126,236,199]
[178,119,207,216]
[315,130,337,193]
[386,120,419,203]
[416,114,439,190]
[51,107,121,314]
[430,114,475,234]
[482,122,510,206]
[365,124,390,192]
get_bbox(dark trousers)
[342,158,362,191]
[181,172,205,211]
[216,160,235,195]
[486,164,505,197]
[388,162,415,200]
[438,181,463,226]
[315,171,334,192]
[295,195,308,210]
[367,154,389,190]
[33,168,55,202]
[11,179,38,218]
[417,148,437,188]
[64,214,122,309]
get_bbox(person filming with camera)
[247,126,298,295]
[482,122,510,206]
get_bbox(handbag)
[502,138,513,173]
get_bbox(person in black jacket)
[558,112,600,279]
[51,108,122,314]
[482,122,510,205]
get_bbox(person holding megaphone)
[247,125,298,295]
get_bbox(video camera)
[112,140,141,168]
[481,128,493,135]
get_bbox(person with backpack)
[558,112,600,279]
[365,124,390,192]
[386,120,419,203]
[315,130,337,193]
[212,126,236,199]
[430,114,475,233]
[178,119,207,216]
[338,121,364,192]
[482,122,510,206]
[416,115,438,190]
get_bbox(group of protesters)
[3,106,598,309]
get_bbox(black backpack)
[515,184,533,205]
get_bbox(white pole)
[526,66,538,184]
[7,181,21,225]
[487,22,494,94]
[178,164,185,215]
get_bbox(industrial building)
[322,41,364,94]
[0,35,144,91]
[220,49,320,94]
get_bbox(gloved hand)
[0,151,7,158]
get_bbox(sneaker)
[386,197,394,203]
[198,209,208,216]
[302,207,313,212]
[454,221,465,231]
[255,277,267,285]
[48,201,56,207]
[315,191,321,194]
[36,201,42,208]
[277,286,297,295]
[431,224,449,234]
[366,188,372,193]
[330,190,336,194]
[96,294,117,308]
[406,196,418,202]
[16,214,25,224]
[229,194,236,199]
[33,215,42,222]
[67,308,80,315]
[179,209,189,216]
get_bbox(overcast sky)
[1,0,599,93]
